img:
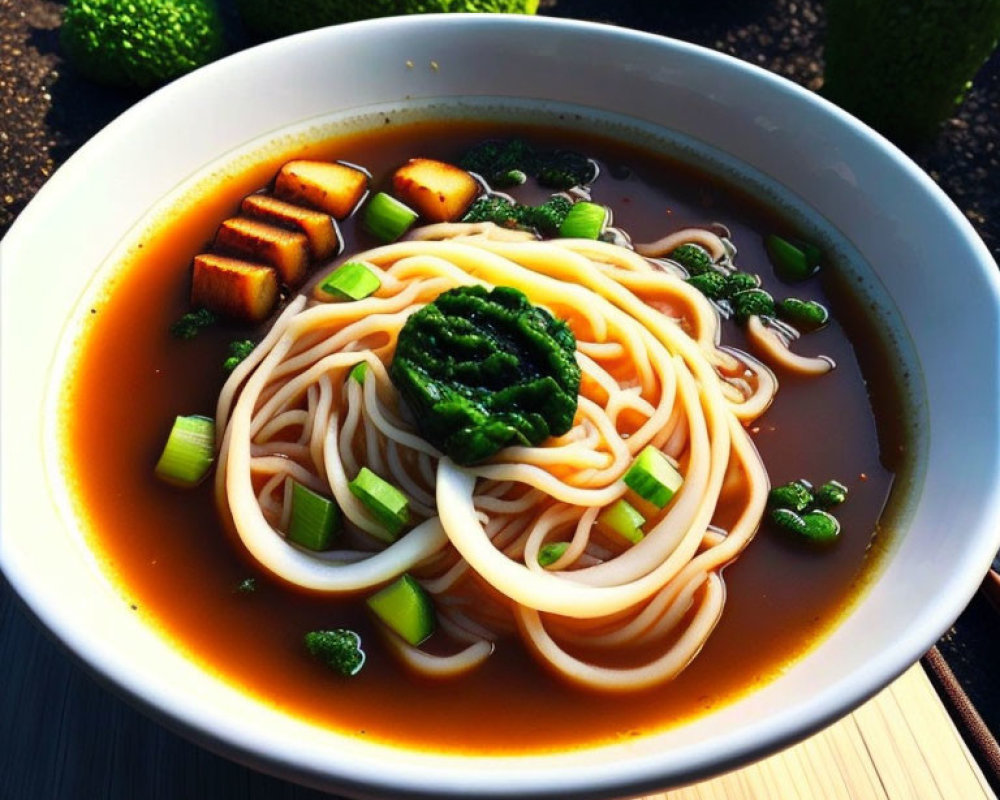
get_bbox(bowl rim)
[3,12,1000,800]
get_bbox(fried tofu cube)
[214,217,310,288]
[191,254,279,323]
[240,193,341,261]
[274,160,368,219]
[391,158,479,222]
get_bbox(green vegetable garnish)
[765,234,821,282]
[768,480,814,513]
[223,339,255,373]
[596,498,647,544]
[319,261,381,301]
[815,480,849,508]
[235,577,258,594]
[731,288,776,323]
[348,467,410,541]
[722,272,760,298]
[363,192,418,242]
[535,150,598,189]
[686,271,727,299]
[366,574,436,646]
[558,201,607,240]
[349,361,369,385]
[389,285,581,465]
[288,481,342,551]
[462,194,572,235]
[669,243,714,276]
[771,508,841,545]
[777,298,830,332]
[61,0,224,89]
[458,138,593,190]
[154,414,215,488]
[623,446,684,509]
[170,308,217,340]
[538,542,570,567]
[304,629,366,677]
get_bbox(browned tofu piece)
[191,254,279,323]
[214,216,310,288]
[391,158,479,222]
[240,193,341,261]
[273,160,368,219]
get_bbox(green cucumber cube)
[622,446,684,508]
[366,574,436,646]
[349,361,368,385]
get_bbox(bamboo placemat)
[641,663,995,800]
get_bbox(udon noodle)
[215,223,775,692]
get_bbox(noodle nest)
[215,224,773,691]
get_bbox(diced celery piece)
[366,574,436,646]
[154,414,215,488]
[622,446,683,508]
[558,201,607,239]
[596,498,646,544]
[349,361,368,385]
[319,261,380,301]
[538,542,569,567]
[287,481,341,551]
[348,467,409,542]
[363,191,418,242]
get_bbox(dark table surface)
[2,2,999,798]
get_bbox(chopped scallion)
[538,542,570,567]
[596,498,647,544]
[765,234,820,282]
[366,574,436,646]
[558,201,607,239]
[288,481,341,551]
[622,446,683,508]
[363,191,418,242]
[348,467,410,542]
[349,361,369,385]
[319,261,381,301]
[154,414,215,488]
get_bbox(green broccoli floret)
[170,308,217,340]
[722,272,759,299]
[60,0,224,89]
[518,195,572,234]
[304,629,366,677]
[462,195,522,227]
[239,0,539,40]
[223,339,256,373]
[731,288,776,324]
[768,480,815,513]
[686,271,727,300]
[815,480,849,508]
[390,285,581,465]
[534,150,598,190]
[459,139,539,188]
[777,298,829,332]
[668,243,714,276]
[823,0,1000,144]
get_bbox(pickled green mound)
[60,0,225,89]
[389,285,581,466]
[238,0,539,41]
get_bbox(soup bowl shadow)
[2,13,1000,800]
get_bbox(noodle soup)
[62,120,900,754]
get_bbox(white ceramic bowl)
[3,14,1000,800]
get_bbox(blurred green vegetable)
[238,0,539,41]
[61,0,225,89]
[823,0,1000,144]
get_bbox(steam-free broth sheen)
[62,120,900,754]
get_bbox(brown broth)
[62,120,899,755]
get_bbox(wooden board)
[641,664,995,800]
